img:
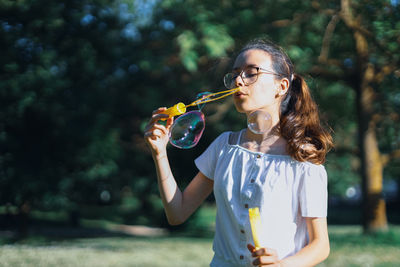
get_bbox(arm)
[144,108,214,225]
[280,217,330,266]
[248,217,329,266]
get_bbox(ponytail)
[279,74,333,164]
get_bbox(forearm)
[152,151,184,225]
[280,238,330,267]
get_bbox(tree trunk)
[356,63,388,233]
[17,201,31,238]
[341,0,389,232]
[357,115,388,232]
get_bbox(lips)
[234,91,247,98]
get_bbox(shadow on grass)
[1,202,399,246]
[0,212,213,246]
[1,214,173,244]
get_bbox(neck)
[245,127,279,143]
[242,128,287,155]
[245,105,281,143]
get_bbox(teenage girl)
[144,38,333,266]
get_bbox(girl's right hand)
[143,107,174,156]
[247,244,281,266]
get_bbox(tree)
[0,0,132,225]
[309,0,400,232]
[132,0,400,232]
[2,0,398,234]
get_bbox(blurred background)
[1,0,399,266]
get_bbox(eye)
[230,71,240,79]
[243,68,258,78]
[244,73,257,78]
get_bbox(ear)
[277,77,290,96]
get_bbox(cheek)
[253,87,277,102]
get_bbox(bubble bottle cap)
[160,102,186,120]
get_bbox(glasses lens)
[242,67,258,85]
[224,73,236,89]
[169,111,205,149]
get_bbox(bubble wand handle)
[249,207,262,250]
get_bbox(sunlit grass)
[0,237,213,267]
[1,225,399,266]
[322,225,400,267]
[1,204,399,267]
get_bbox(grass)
[321,225,400,267]
[1,205,400,266]
[1,226,400,266]
[0,236,213,267]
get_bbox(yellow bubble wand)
[249,207,262,250]
[160,87,239,119]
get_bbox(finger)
[144,128,165,140]
[144,123,167,135]
[165,116,174,129]
[145,124,168,138]
[151,112,170,122]
[252,256,277,266]
[152,107,167,115]
[152,123,169,136]
[143,121,160,134]
[252,247,277,257]
[144,131,156,139]
[144,114,170,131]
[247,244,256,254]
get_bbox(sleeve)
[194,132,229,180]
[299,164,328,217]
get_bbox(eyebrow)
[232,64,259,71]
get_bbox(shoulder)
[214,131,241,144]
[201,131,231,152]
[296,161,328,181]
[299,161,326,170]
[214,131,231,143]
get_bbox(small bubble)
[247,110,272,134]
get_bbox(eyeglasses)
[223,66,282,89]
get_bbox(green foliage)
[0,0,129,210]
[1,0,399,229]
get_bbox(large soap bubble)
[160,87,239,149]
[169,111,205,149]
[247,110,272,135]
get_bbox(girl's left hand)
[247,244,281,266]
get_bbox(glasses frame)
[223,66,283,89]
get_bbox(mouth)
[234,91,247,98]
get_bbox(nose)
[235,74,245,88]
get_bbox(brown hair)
[240,38,333,164]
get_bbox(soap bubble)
[195,92,212,111]
[169,111,205,149]
[247,110,272,134]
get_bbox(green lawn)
[1,225,399,267]
[0,236,212,267]
[1,205,400,267]
[321,225,400,267]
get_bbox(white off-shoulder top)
[195,131,328,267]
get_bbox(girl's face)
[232,49,288,115]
